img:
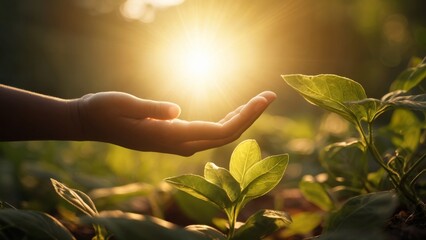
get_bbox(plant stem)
[356,122,397,184]
[404,153,426,184]
[360,121,422,209]
[93,224,105,240]
[227,205,238,240]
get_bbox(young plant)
[51,178,106,240]
[281,57,426,225]
[50,178,216,240]
[165,139,291,240]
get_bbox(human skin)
[0,84,276,156]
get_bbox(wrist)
[67,98,86,141]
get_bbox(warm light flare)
[178,44,221,87]
[120,0,185,23]
[166,32,237,96]
[183,47,217,77]
[145,1,278,119]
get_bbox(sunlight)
[164,29,238,100]
[178,43,221,88]
[183,47,217,77]
[143,0,297,119]
[120,0,185,22]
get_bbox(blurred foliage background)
[1,0,425,227]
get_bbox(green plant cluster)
[166,139,291,239]
[282,57,426,239]
[0,140,291,240]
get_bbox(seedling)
[165,139,291,239]
[45,140,290,240]
[51,178,106,240]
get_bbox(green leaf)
[390,57,426,92]
[0,209,75,240]
[185,225,227,240]
[327,192,398,229]
[388,109,421,153]
[51,178,99,217]
[174,191,219,224]
[165,174,231,209]
[320,141,368,189]
[242,154,289,199]
[281,212,323,238]
[204,162,241,202]
[51,178,106,239]
[367,168,391,191]
[282,74,370,124]
[384,92,426,111]
[322,191,398,240]
[229,139,261,184]
[232,209,292,240]
[344,98,387,122]
[299,176,334,211]
[81,211,209,240]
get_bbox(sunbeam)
[142,0,303,120]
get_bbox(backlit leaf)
[242,154,289,199]
[232,209,292,240]
[51,178,98,217]
[282,74,370,124]
[299,176,334,211]
[390,58,426,92]
[204,162,241,202]
[230,139,261,184]
[384,92,426,111]
[281,212,323,238]
[388,109,421,153]
[344,98,386,122]
[165,175,231,209]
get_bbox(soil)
[385,209,426,240]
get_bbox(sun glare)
[184,48,216,77]
[147,0,287,118]
[180,45,220,84]
[165,31,237,98]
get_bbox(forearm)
[0,84,83,141]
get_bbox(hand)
[76,91,276,156]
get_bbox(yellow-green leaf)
[204,162,240,202]
[229,139,261,185]
[282,74,370,124]
[165,175,231,209]
[242,154,289,199]
[299,176,334,211]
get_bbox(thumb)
[134,99,181,120]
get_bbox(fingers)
[126,97,181,120]
[218,91,276,124]
[257,91,277,102]
[166,119,224,140]
[165,91,276,142]
[121,91,276,155]
[218,105,244,124]
[221,91,276,134]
